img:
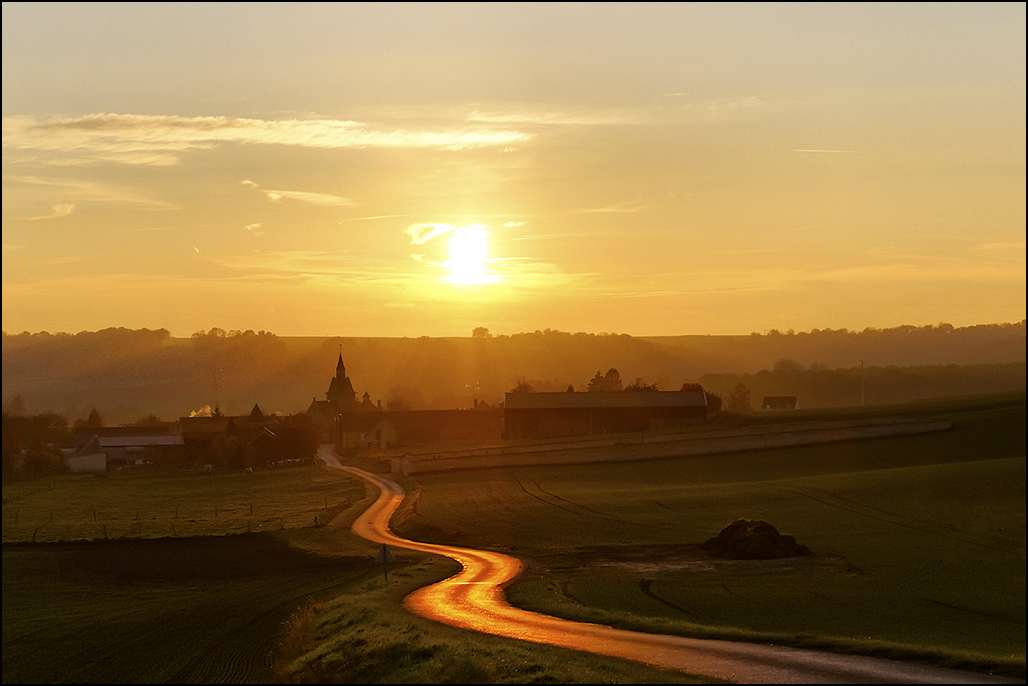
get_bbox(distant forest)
[3,322,1024,425]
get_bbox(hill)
[2,322,1024,425]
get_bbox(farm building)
[69,424,185,471]
[503,390,708,439]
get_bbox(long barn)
[503,390,708,439]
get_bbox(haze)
[2,2,1025,338]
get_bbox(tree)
[5,393,27,416]
[3,410,71,479]
[22,445,67,478]
[680,382,703,392]
[74,407,104,429]
[510,381,535,393]
[386,397,412,411]
[773,358,804,374]
[135,414,164,426]
[471,327,492,339]
[726,383,752,413]
[705,392,723,413]
[624,377,659,391]
[587,368,623,392]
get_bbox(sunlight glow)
[444,225,498,285]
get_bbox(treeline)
[2,322,1024,424]
[698,360,1026,410]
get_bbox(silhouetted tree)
[727,383,752,413]
[22,445,67,478]
[624,377,659,391]
[74,407,104,429]
[588,368,623,392]
[705,392,723,413]
[3,410,72,479]
[510,381,535,393]
[471,327,492,338]
[386,397,412,411]
[5,393,27,415]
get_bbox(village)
[60,352,712,475]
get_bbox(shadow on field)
[5,533,374,582]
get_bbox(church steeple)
[326,347,356,408]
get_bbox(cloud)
[466,96,783,129]
[406,222,456,245]
[2,113,534,165]
[574,196,653,214]
[242,179,352,206]
[265,190,352,206]
[5,174,179,209]
[27,203,75,220]
[790,149,871,154]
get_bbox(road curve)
[323,450,1021,684]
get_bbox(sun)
[444,225,496,284]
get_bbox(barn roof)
[503,390,707,409]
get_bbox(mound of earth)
[701,519,811,560]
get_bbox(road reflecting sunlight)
[324,450,1020,684]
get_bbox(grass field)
[3,392,1025,683]
[387,393,1026,679]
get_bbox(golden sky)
[3,2,1025,337]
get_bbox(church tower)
[326,352,357,409]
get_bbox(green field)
[3,393,1025,683]
[388,393,1026,679]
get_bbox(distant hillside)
[2,322,1024,425]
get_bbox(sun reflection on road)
[328,452,1019,685]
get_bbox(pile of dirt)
[701,519,811,560]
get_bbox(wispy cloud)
[27,203,75,220]
[790,149,871,154]
[574,195,653,214]
[406,222,457,245]
[466,96,779,128]
[4,174,178,209]
[241,180,353,206]
[2,113,534,165]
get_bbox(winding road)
[321,447,1021,684]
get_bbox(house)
[69,423,185,471]
[179,404,285,469]
[762,396,799,410]
[503,390,708,439]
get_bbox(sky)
[2,2,1025,338]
